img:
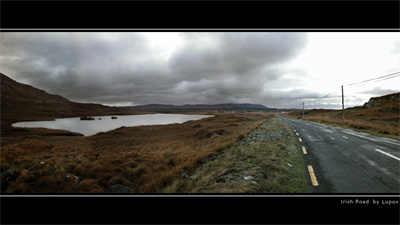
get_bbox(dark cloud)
[1,32,313,107]
[169,33,307,78]
[359,87,399,97]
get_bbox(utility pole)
[341,85,345,123]
[303,102,305,119]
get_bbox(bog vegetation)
[286,92,400,137]
[1,113,270,193]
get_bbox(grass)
[160,115,307,193]
[285,93,400,139]
[1,112,269,193]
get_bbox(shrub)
[73,179,103,193]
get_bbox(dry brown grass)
[1,112,267,193]
[285,93,399,137]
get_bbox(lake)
[12,114,213,136]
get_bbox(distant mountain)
[125,103,269,111]
[0,73,138,123]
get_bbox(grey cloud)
[359,87,399,97]
[1,32,313,108]
[169,33,308,79]
[167,33,309,105]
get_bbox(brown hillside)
[286,92,400,136]
[1,73,143,135]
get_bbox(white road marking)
[324,130,333,133]
[342,131,400,146]
[331,137,335,140]
[381,137,400,144]
[375,149,400,161]
[342,136,348,139]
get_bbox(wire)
[308,91,337,104]
[347,72,400,86]
[292,71,400,109]
[293,91,337,109]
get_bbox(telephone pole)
[341,85,345,123]
[303,102,305,119]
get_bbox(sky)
[1,32,399,109]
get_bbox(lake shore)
[1,111,268,193]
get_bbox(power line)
[292,71,400,109]
[347,71,400,86]
[293,91,337,109]
[308,91,337,104]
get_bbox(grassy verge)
[160,115,307,193]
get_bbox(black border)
[1,1,399,30]
[1,1,400,224]
[1,195,400,224]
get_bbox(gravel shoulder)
[161,115,307,193]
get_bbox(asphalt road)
[277,115,400,193]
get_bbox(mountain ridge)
[125,103,269,111]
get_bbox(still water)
[12,114,213,136]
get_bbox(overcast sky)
[1,32,399,109]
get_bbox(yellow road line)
[302,146,307,154]
[307,165,319,186]
[299,138,302,142]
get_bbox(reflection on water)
[12,114,213,136]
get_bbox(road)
[277,115,400,193]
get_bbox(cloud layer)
[2,32,396,109]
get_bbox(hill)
[285,92,400,136]
[1,73,141,133]
[125,103,269,111]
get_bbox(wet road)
[278,115,400,193]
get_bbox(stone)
[364,98,375,108]
[1,168,19,182]
[105,184,133,193]
[210,133,219,138]
[65,173,80,184]
[182,170,189,178]
[243,176,253,180]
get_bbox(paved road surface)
[278,115,400,193]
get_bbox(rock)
[364,98,375,108]
[80,116,95,120]
[243,176,253,180]
[210,133,219,138]
[65,173,80,184]
[201,155,216,164]
[1,168,20,182]
[182,170,189,178]
[105,184,133,193]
